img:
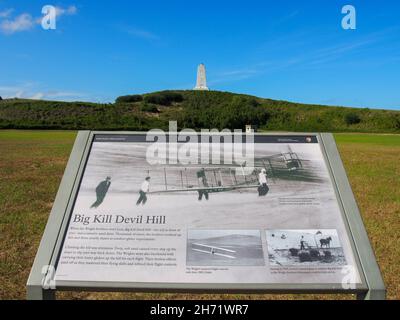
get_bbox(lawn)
[0,131,399,300]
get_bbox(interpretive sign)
[27,131,385,300]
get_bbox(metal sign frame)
[26,131,386,300]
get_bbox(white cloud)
[0,5,78,34]
[209,68,261,85]
[0,8,14,18]
[55,5,78,17]
[122,26,160,41]
[30,92,45,100]
[46,91,84,99]
[0,13,34,34]
[0,83,85,101]
[15,90,24,98]
[29,90,86,100]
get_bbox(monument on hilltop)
[194,63,209,91]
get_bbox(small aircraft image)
[191,243,236,259]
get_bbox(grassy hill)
[0,90,399,132]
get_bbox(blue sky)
[0,0,399,110]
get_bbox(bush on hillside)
[394,117,400,130]
[115,95,143,103]
[144,92,183,106]
[140,103,159,113]
[180,96,270,130]
[345,112,361,125]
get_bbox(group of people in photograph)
[90,167,270,209]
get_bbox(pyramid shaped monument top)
[194,63,209,91]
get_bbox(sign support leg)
[357,288,386,300]
[27,285,56,300]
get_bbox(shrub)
[140,103,159,113]
[345,112,361,125]
[116,95,143,103]
[0,96,3,101]
[144,92,183,106]
[394,117,400,130]
[163,92,183,103]
[180,96,270,130]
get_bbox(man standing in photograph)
[197,169,209,201]
[137,177,151,205]
[258,169,269,196]
[91,176,111,208]
[300,236,306,251]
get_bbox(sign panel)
[54,133,362,287]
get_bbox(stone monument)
[194,63,209,91]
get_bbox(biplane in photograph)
[147,146,317,197]
[191,243,236,259]
[147,165,260,196]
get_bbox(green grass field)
[0,130,399,300]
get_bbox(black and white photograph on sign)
[186,230,264,266]
[266,229,347,266]
[54,137,361,285]
[64,142,331,228]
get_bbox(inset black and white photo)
[187,230,265,266]
[266,229,347,266]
